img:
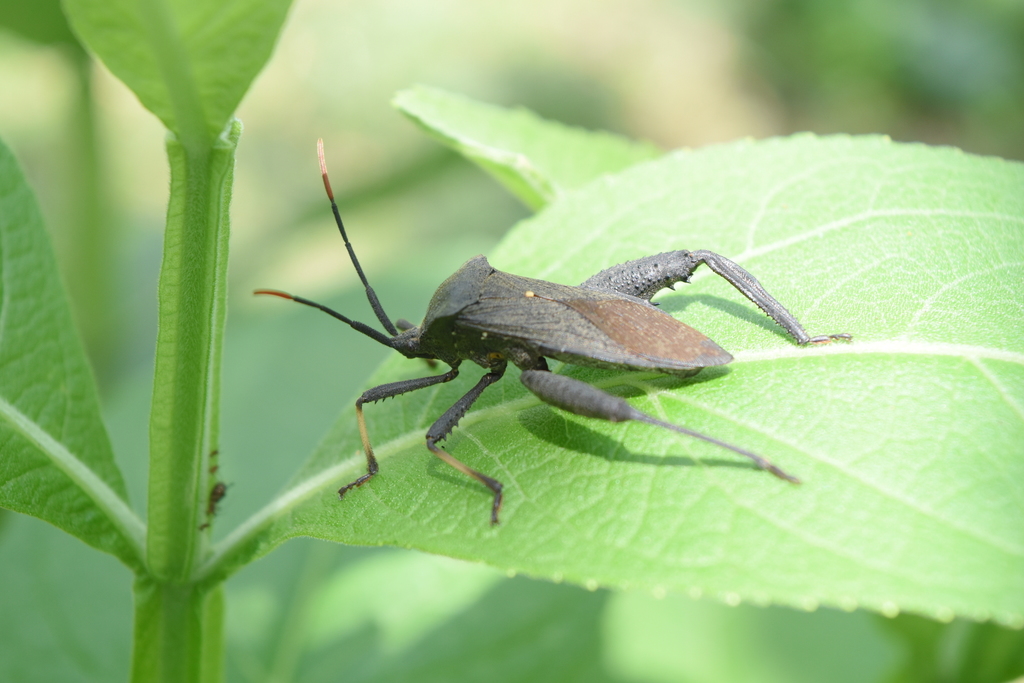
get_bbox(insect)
[199,482,227,531]
[257,140,850,525]
[199,455,225,531]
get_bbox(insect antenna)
[318,139,399,336]
[253,289,396,347]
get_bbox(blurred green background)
[1,0,1022,681]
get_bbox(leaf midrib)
[0,396,146,560]
[137,0,210,147]
[735,340,1024,365]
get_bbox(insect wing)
[458,288,731,371]
[563,298,732,367]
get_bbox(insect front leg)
[340,365,461,498]
[425,358,507,525]
[581,250,850,345]
[520,368,799,483]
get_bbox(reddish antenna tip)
[317,138,335,201]
[253,289,295,300]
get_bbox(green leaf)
[349,573,611,683]
[0,139,143,567]
[878,613,1024,683]
[603,590,898,683]
[227,546,612,683]
[394,85,662,209]
[62,0,292,144]
[0,0,79,46]
[0,514,133,681]
[209,135,1024,629]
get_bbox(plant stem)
[146,121,239,582]
[136,120,238,683]
[64,48,116,382]
[131,578,225,682]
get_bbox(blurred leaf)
[209,134,1024,629]
[0,0,78,46]
[223,543,613,682]
[394,85,661,209]
[62,0,292,143]
[744,0,1024,160]
[0,138,143,568]
[350,575,611,683]
[879,613,1024,683]
[0,514,133,683]
[604,591,898,683]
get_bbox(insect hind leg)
[580,250,850,345]
[519,369,799,483]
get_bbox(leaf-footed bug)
[256,140,851,525]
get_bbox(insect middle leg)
[519,368,799,483]
[339,365,461,498]
[581,250,850,345]
[425,359,507,525]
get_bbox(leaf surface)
[394,85,661,208]
[0,139,142,567]
[63,0,292,142]
[294,550,610,683]
[214,134,1024,627]
[0,514,133,681]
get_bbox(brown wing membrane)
[564,299,732,367]
[454,268,732,372]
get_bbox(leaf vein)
[0,397,145,560]
[655,388,1024,557]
